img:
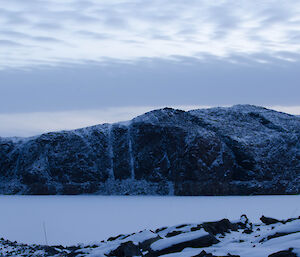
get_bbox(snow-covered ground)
[1,195,300,246]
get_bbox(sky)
[1,0,300,137]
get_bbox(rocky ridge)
[1,215,300,256]
[0,105,300,195]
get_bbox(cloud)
[32,36,62,43]
[1,1,299,136]
[0,39,24,47]
[0,105,299,137]
[76,30,112,40]
[0,0,300,69]
[0,8,29,25]
[0,30,63,44]
[33,22,62,30]
[0,105,211,137]
[0,56,300,115]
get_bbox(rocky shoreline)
[1,215,300,257]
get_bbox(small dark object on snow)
[165,230,183,237]
[260,216,281,225]
[192,250,214,257]
[155,227,167,233]
[176,224,188,229]
[107,234,124,241]
[243,229,253,234]
[192,250,240,257]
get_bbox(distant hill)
[1,105,300,195]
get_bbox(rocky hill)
[0,105,299,195]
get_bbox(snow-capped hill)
[132,108,186,125]
[0,105,299,195]
[190,104,300,133]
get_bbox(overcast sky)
[1,0,300,136]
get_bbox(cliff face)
[0,105,300,195]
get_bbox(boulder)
[147,234,219,256]
[260,216,281,225]
[108,241,142,257]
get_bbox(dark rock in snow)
[192,250,240,257]
[107,234,125,241]
[192,250,214,257]
[165,230,184,237]
[192,250,216,257]
[176,224,188,229]
[267,232,293,241]
[108,241,142,256]
[147,234,219,256]
[260,216,281,225]
[1,105,300,195]
[155,227,167,233]
[40,246,61,256]
[1,216,300,257]
[202,219,238,235]
[268,249,297,257]
[138,235,161,251]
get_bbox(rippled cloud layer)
[1,0,300,136]
[1,0,300,68]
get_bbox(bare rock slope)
[0,105,299,195]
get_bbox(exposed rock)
[268,249,297,257]
[192,250,240,257]
[260,216,281,225]
[192,250,215,257]
[1,216,300,257]
[202,219,238,235]
[107,234,125,241]
[267,232,293,240]
[138,235,161,251]
[155,227,167,233]
[165,230,183,237]
[192,250,214,257]
[176,224,188,229]
[108,241,142,257]
[1,105,300,195]
[147,234,219,256]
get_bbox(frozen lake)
[1,195,300,246]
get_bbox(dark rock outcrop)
[202,219,239,235]
[268,249,297,257]
[1,105,300,195]
[192,250,240,257]
[146,234,219,256]
[260,215,281,225]
[108,241,142,257]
